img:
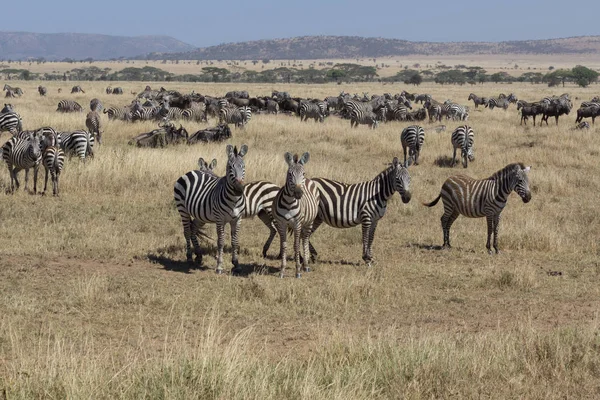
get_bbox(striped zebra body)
[350,109,379,128]
[182,103,207,122]
[0,111,22,135]
[401,125,425,165]
[174,145,248,273]
[392,105,411,121]
[163,106,185,120]
[343,100,373,120]
[468,93,486,108]
[487,97,509,110]
[38,86,47,96]
[104,106,132,121]
[299,102,325,123]
[309,157,411,266]
[451,125,475,168]
[272,152,320,278]
[42,144,65,196]
[219,106,251,127]
[90,98,103,112]
[71,85,85,94]
[57,100,83,113]
[85,111,102,144]
[424,98,442,122]
[1,130,42,193]
[424,163,531,253]
[448,104,469,121]
[132,104,160,122]
[58,130,95,161]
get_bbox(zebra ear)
[299,152,310,165]
[523,166,531,173]
[210,159,217,170]
[238,144,248,157]
[226,144,234,159]
[392,157,400,167]
[284,152,294,166]
[198,158,207,169]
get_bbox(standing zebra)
[1,129,42,193]
[299,101,325,123]
[174,144,248,274]
[467,93,486,108]
[219,106,251,128]
[57,100,83,113]
[58,130,95,161]
[401,125,425,165]
[350,110,379,128]
[451,125,475,168]
[309,157,411,266]
[447,103,469,121]
[103,106,132,121]
[0,110,22,136]
[272,152,320,278]
[40,131,65,196]
[38,86,47,96]
[85,111,102,144]
[424,163,531,253]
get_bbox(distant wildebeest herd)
[3,82,598,275]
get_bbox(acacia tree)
[571,65,599,87]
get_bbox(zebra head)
[390,157,411,204]
[513,165,531,203]
[284,152,310,200]
[29,130,42,158]
[461,146,474,168]
[197,158,218,177]
[225,144,247,194]
[2,103,14,113]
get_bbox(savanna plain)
[1,78,600,399]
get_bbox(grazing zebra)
[58,130,95,161]
[401,125,425,165]
[57,100,83,113]
[90,98,103,112]
[131,101,160,122]
[309,157,411,266]
[424,163,531,253]
[0,111,22,135]
[299,101,325,123]
[451,125,475,168]
[447,103,469,121]
[1,129,42,193]
[106,86,113,94]
[174,144,248,274]
[182,102,207,122]
[272,152,320,278]
[219,106,251,127]
[194,158,281,258]
[38,86,47,96]
[40,131,65,196]
[350,109,379,128]
[103,106,132,121]
[71,85,85,94]
[415,94,431,104]
[85,111,102,144]
[467,93,486,108]
[112,87,123,95]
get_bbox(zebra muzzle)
[401,191,411,203]
[522,192,532,203]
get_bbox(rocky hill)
[142,35,600,60]
[0,31,196,60]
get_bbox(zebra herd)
[175,142,531,277]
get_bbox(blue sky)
[6,0,599,47]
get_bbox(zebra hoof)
[279,273,285,279]
[215,268,224,275]
[295,273,302,279]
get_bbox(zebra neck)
[281,185,299,206]
[492,176,515,203]
[374,168,395,202]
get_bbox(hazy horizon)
[4,0,599,48]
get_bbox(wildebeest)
[187,124,232,144]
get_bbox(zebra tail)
[423,194,442,207]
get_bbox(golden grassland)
[1,80,600,398]
[7,52,600,79]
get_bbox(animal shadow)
[406,243,444,251]
[433,155,456,168]
[147,253,209,274]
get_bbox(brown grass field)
[1,79,600,398]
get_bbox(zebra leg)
[452,147,457,167]
[230,218,242,274]
[180,213,197,263]
[277,222,287,278]
[364,220,379,267]
[441,211,459,248]
[53,171,59,196]
[190,219,204,264]
[43,167,49,195]
[215,223,226,274]
[403,146,408,166]
[308,218,323,262]
[301,225,312,273]
[23,168,29,192]
[257,210,277,258]
[294,223,302,278]
[486,215,494,254]
[493,214,501,254]
[33,164,39,194]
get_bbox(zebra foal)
[272,152,320,278]
[424,163,531,254]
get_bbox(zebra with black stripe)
[57,100,83,113]
[424,163,531,253]
[219,106,251,127]
[451,125,475,168]
[3,84,23,97]
[467,93,486,109]
[194,158,281,258]
[447,103,469,121]
[85,111,102,145]
[103,106,132,121]
[40,130,65,196]
[309,157,411,267]
[58,130,95,161]
[272,152,320,278]
[299,101,325,123]
[350,109,379,128]
[1,129,42,193]
[90,98,103,112]
[71,85,85,94]
[131,102,160,122]
[38,86,47,96]
[0,110,22,136]
[401,125,425,165]
[174,144,248,274]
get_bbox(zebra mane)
[489,163,526,180]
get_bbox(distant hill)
[0,31,196,60]
[142,35,600,60]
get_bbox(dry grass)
[1,80,600,398]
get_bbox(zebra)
[424,98,443,122]
[106,86,113,94]
[486,97,510,110]
[103,106,132,121]
[299,101,325,123]
[424,163,531,254]
[38,86,47,96]
[57,100,83,113]
[174,144,248,274]
[85,111,102,144]
[3,84,23,97]
[58,130,95,161]
[1,129,42,193]
[401,125,425,165]
[182,102,207,122]
[415,94,431,104]
[131,102,160,122]
[71,85,85,94]
[194,158,281,258]
[0,111,22,135]
[447,104,469,121]
[350,109,379,128]
[111,87,123,95]
[40,131,65,196]
[272,152,320,278]
[218,106,251,127]
[90,98,103,112]
[308,157,411,267]
[467,93,486,109]
[451,125,475,168]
